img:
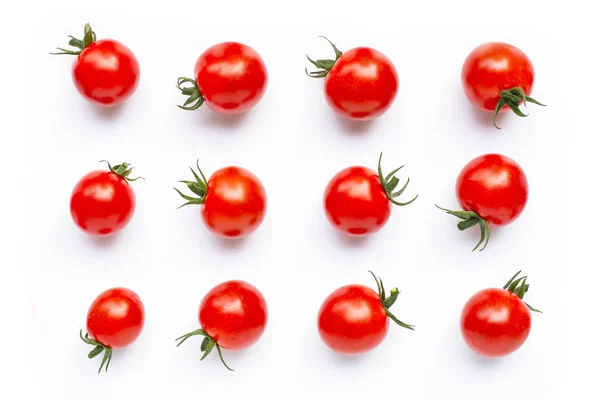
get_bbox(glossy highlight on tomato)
[318,272,414,355]
[323,153,417,236]
[70,161,143,236]
[461,42,545,128]
[52,23,140,107]
[176,280,268,370]
[174,160,267,238]
[80,287,145,373]
[436,153,528,251]
[306,37,398,121]
[461,271,541,358]
[177,42,268,114]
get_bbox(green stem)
[368,271,415,331]
[175,329,233,371]
[174,159,209,208]
[176,77,205,110]
[377,152,418,206]
[492,87,546,129]
[305,36,343,78]
[100,160,144,182]
[50,23,97,56]
[502,271,542,313]
[435,205,490,251]
[79,330,113,374]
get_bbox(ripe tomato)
[174,160,267,238]
[436,153,528,251]
[70,161,143,236]
[80,287,145,373]
[323,153,417,236]
[52,23,140,107]
[176,280,268,370]
[177,42,268,114]
[461,271,541,357]
[306,37,398,121]
[318,272,414,355]
[461,42,545,128]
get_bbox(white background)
[0,1,597,399]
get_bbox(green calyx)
[174,159,208,208]
[101,160,144,182]
[369,271,415,331]
[176,77,205,111]
[377,152,418,206]
[80,330,113,374]
[435,205,490,252]
[503,270,542,313]
[175,329,233,371]
[305,36,343,78]
[493,87,546,129]
[50,23,97,56]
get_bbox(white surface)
[2,1,597,399]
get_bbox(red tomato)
[461,271,541,357]
[436,154,528,251]
[318,272,414,355]
[70,161,143,236]
[52,23,140,107]
[80,287,145,373]
[306,37,398,121]
[323,153,417,236]
[461,42,545,128]
[174,161,267,238]
[177,42,268,114]
[176,280,268,370]
[456,154,528,226]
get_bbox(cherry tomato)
[70,161,143,236]
[461,42,545,128]
[80,287,145,373]
[323,153,417,236]
[436,153,528,251]
[52,23,140,107]
[174,160,267,238]
[306,37,398,121]
[176,280,268,370]
[177,42,268,114]
[318,272,414,355]
[461,271,541,357]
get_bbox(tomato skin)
[194,42,268,114]
[199,280,268,351]
[456,154,528,226]
[324,47,398,120]
[461,42,534,112]
[461,288,531,357]
[201,167,267,238]
[323,166,391,236]
[318,284,389,354]
[70,170,136,236]
[72,39,140,106]
[86,287,145,349]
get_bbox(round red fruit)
[318,272,414,355]
[177,42,268,114]
[52,23,140,107]
[436,154,528,251]
[175,160,267,239]
[176,280,268,370]
[323,153,417,236]
[70,161,143,236]
[461,42,545,128]
[306,37,398,121]
[80,287,145,373]
[461,271,541,358]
